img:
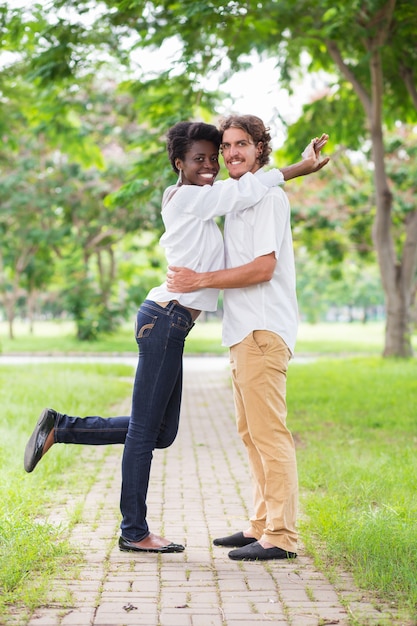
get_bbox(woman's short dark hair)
[219,114,272,167]
[167,122,222,174]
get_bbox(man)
[167,115,328,561]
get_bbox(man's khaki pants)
[229,330,298,553]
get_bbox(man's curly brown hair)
[219,115,272,167]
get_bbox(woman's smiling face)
[175,140,220,186]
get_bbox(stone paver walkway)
[24,358,396,626]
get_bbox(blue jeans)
[55,414,129,444]
[55,300,195,542]
[123,300,195,541]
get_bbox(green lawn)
[2,319,414,356]
[0,363,132,623]
[288,356,417,623]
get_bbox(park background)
[1,1,417,624]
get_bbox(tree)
[279,1,417,356]
[4,0,417,355]
[286,122,417,334]
[0,132,69,338]
[105,0,417,356]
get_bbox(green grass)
[289,357,417,621]
[295,321,397,355]
[0,363,132,623]
[2,319,415,356]
[0,319,228,355]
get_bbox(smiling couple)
[24,115,329,561]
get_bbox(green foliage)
[60,249,124,341]
[2,0,417,355]
[0,2,230,339]
[286,122,417,290]
[0,72,173,338]
[294,247,385,324]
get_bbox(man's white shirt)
[222,184,299,353]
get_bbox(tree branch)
[399,64,417,110]
[325,39,372,118]
[369,48,383,130]
[86,229,120,251]
[368,0,396,48]
[402,210,417,293]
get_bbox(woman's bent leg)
[56,414,129,445]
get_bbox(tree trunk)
[367,46,414,357]
[326,13,416,357]
[26,287,38,334]
[371,142,414,357]
[384,290,413,357]
[4,295,15,340]
[97,247,116,308]
[371,120,417,357]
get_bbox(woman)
[24,120,285,553]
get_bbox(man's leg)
[230,362,266,540]
[211,367,261,549]
[229,331,298,556]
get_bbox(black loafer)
[228,541,297,561]
[119,536,185,553]
[24,408,58,473]
[213,531,257,548]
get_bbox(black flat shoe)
[118,536,185,553]
[24,408,58,473]
[213,531,257,548]
[228,541,297,561]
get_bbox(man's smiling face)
[221,127,262,179]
